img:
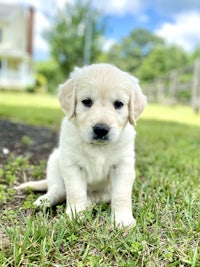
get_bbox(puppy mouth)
[91,135,109,144]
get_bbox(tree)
[36,59,63,93]
[137,45,189,81]
[105,28,164,74]
[191,46,200,62]
[45,0,105,78]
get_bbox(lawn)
[0,92,200,266]
[0,91,63,129]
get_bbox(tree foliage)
[45,0,104,78]
[137,45,189,81]
[104,28,191,81]
[191,46,200,62]
[105,29,164,74]
[36,59,63,93]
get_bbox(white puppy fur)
[16,63,147,228]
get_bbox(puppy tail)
[15,179,47,192]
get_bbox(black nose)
[93,123,110,139]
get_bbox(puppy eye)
[82,98,93,108]
[113,100,124,109]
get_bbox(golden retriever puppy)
[16,63,147,228]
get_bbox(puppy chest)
[80,154,112,184]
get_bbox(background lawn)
[0,92,63,129]
[0,92,200,266]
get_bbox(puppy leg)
[111,162,136,228]
[62,166,87,218]
[34,149,66,207]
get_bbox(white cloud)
[93,0,145,16]
[57,0,66,9]
[0,0,41,8]
[155,12,200,52]
[100,37,116,52]
[57,0,145,16]
[33,10,51,54]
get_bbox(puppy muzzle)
[92,123,110,143]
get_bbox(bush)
[35,60,65,93]
[35,73,48,90]
[26,84,37,93]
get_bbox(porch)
[0,57,34,89]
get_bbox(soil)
[0,120,58,167]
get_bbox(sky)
[1,0,200,61]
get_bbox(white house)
[0,3,35,89]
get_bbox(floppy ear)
[129,82,147,125]
[57,78,76,120]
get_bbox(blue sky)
[1,0,200,61]
[104,12,167,41]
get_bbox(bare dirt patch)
[0,120,58,167]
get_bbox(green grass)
[0,91,63,128]
[0,92,200,266]
[142,104,200,127]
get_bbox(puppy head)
[58,64,147,144]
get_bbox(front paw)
[66,207,74,219]
[66,205,86,220]
[34,195,51,207]
[113,212,136,228]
